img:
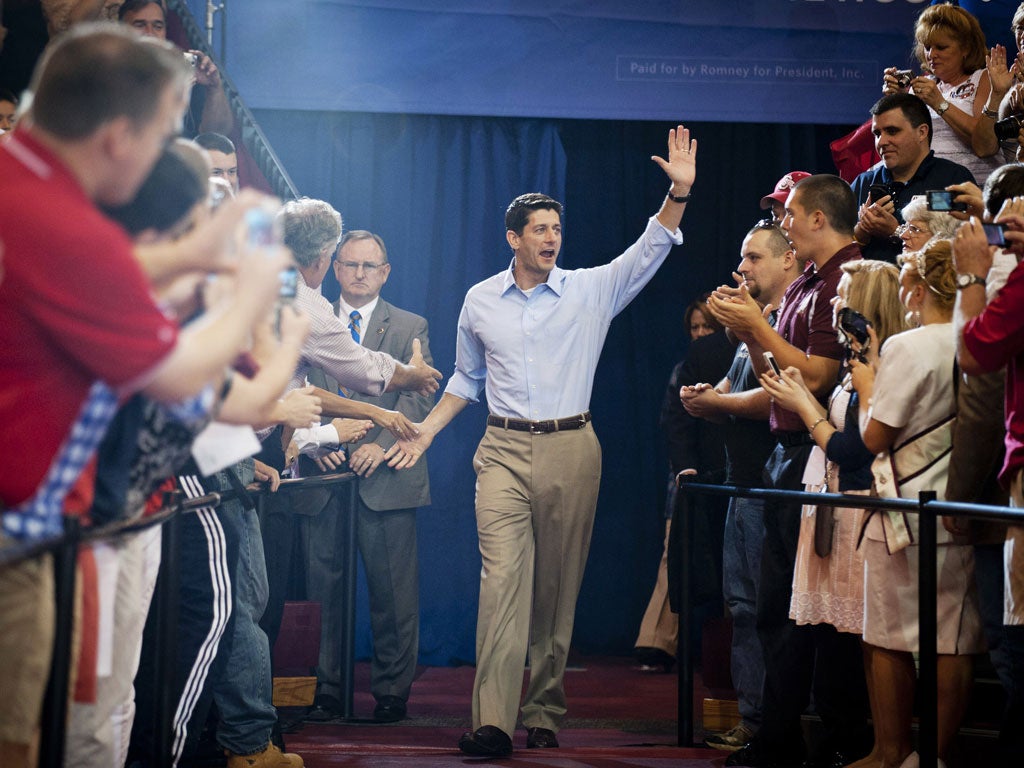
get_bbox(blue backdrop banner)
[194,0,1018,125]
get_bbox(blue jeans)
[722,496,765,728]
[212,464,278,755]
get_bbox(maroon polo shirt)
[770,243,861,434]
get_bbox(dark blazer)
[307,298,433,511]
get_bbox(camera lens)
[994,115,1023,142]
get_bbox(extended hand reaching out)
[384,427,432,470]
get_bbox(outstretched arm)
[384,392,470,469]
[385,337,443,396]
[313,387,417,440]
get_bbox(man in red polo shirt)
[0,24,283,767]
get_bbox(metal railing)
[2,471,358,768]
[674,478,1024,768]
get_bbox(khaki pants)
[65,527,162,768]
[1006,472,1024,626]
[634,520,678,655]
[0,543,55,744]
[470,423,601,735]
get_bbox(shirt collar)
[339,295,379,320]
[812,242,861,280]
[501,257,565,297]
[5,130,89,203]
[879,149,936,186]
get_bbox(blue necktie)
[348,310,362,344]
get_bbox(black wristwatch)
[955,273,987,289]
[667,188,691,203]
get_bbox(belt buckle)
[576,414,587,428]
[529,421,546,434]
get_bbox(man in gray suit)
[304,230,432,722]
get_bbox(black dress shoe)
[305,704,343,722]
[373,695,407,723]
[458,725,513,757]
[725,740,800,768]
[634,646,675,673]
[800,749,862,768]
[526,727,559,748]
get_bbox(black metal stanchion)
[154,509,182,768]
[340,479,359,719]
[39,516,81,768]
[917,490,938,768]
[676,475,695,747]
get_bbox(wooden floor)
[278,656,730,767]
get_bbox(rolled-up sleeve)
[444,299,486,403]
[963,263,1024,373]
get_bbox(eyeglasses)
[336,261,387,273]
[895,223,928,238]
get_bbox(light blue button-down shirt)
[445,216,683,420]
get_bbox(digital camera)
[894,69,915,89]
[994,114,1024,142]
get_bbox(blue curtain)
[254,109,844,663]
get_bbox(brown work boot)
[225,742,304,768]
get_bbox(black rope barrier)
[674,478,1024,768]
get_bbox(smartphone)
[245,205,280,248]
[274,267,298,338]
[983,222,1008,247]
[763,351,782,377]
[926,189,968,213]
[868,184,892,203]
[278,266,298,300]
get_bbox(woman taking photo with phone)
[761,260,908,768]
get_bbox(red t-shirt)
[770,243,860,434]
[0,131,178,507]
[962,260,1024,487]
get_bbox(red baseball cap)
[759,171,812,210]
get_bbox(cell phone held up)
[983,222,1008,247]
[926,189,968,213]
[274,267,298,338]
[762,351,782,377]
[837,307,871,363]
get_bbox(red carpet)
[280,657,729,766]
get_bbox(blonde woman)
[885,3,1001,184]
[852,239,984,768]
[762,260,908,768]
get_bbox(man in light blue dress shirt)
[386,125,698,757]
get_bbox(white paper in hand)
[191,421,261,476]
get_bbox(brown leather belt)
[486,411,591,434]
